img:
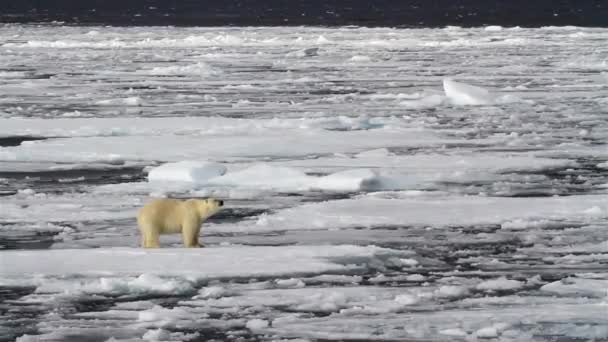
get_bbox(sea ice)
[148,161,227,183]
[476,277,524,291]
[443,79,494,105]
[246,319,270,330]
[0,245,402,279]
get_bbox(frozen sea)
[0,25,607,341]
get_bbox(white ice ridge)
[0,245,399,279]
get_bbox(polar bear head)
[193,198,224,220]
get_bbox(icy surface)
[443,78,495,105]
[148,161,227,183]
[1,25,608,342]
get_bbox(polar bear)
[137,198,224,248]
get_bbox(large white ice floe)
[0,245,401,280]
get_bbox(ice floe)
[247,193,608,232]
[148,161,227,183]
[0,245,401,279]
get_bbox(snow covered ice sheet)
[1,25,608,342]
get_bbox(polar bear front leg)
[181,219,202,248]
[141,228,160,248]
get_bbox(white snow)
[148,161,227,183]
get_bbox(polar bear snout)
[218,200,224,207]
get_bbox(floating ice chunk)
[597,161,608,169]
[315,169,380,192]
[406,274,426,281]
[294,291,348,312]
[475,326,499,338]
[355,148,392,158]
[17,188,36,196]
[349,55,372,62]
[394,294,419,305]
[583,206,604,216]
[148,161,227,183]
[501,218,554,230]
[316,35,331,44]
[143,329,171,341]
[138,305,191,323]
[34,273,196,296]
[286,47,319,57]
[275,278,306,289]
[476,277,524,291]
[399,258,419,267]
[540,277,608,297]
[104,274,195,295]
[246,319,269,331]
[197,286,228,299]
[147,62,217,76]
[96,96,144,106]
[439,328,468,337]
[435,285,469,299]
[443,79,494,105]
[484,25,504,31]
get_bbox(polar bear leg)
[142,230,161,248]
[139,222,161,248]
[181,220,201,248]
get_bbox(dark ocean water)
[1,0,607,27]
